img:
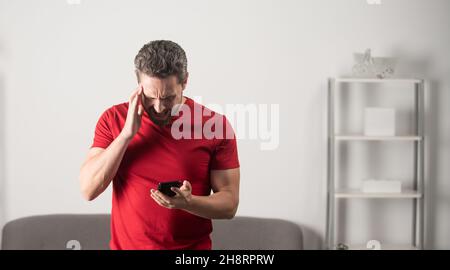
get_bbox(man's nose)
[154,100,165,113]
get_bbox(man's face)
[138,73,187,126]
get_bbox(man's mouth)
[153,110,169,118]
[149,109,171,122]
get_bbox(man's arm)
[79,136,131,201]
[185,168,240,219]
[79,86,144,201]
[150,168,240,219]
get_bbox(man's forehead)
[139,73,178,85]
[141,78,177,93]
[142,85,177,98]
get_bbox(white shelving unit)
[335,135,422,141]
[335,189,422,199]
[326,77,426,250]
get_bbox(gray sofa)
[1,214,303,250]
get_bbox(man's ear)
[181,72,189,91]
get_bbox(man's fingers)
[129,88,142,114]
[129,88,140,103]
[151,189,171,205]
[181,180,192,191]
[171,187,184,197]
[151,192,166,205]
[129,85,143,104]
[136,88,143,112]
[151,193,168,207]
[151,192,175,209]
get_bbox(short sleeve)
[91,107,114,149]
[210,117,240,170]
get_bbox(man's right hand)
[121,85,144,140]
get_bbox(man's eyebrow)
[144,93,176,99]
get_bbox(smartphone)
[157,180,183,197]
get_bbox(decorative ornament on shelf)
[352,49,397,79]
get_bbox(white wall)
[0,0,449,249]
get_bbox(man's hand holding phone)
[150,180,193,210]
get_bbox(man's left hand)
[150,180,192,209]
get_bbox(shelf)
[341,244,419,250]
[335,135,422,141]
[335,189,422,199]
[334,78,422,84]
[326,77,426,250]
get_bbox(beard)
[147,107,172,127]
[144,95,184,127]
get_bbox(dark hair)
[134,40,188,83]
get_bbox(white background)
[0,0,449,249]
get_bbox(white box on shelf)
[364,108,396,136]
[362,179,402,193]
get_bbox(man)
[79,40,240,250]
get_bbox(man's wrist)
[118,131,133,143]
[182,195,197,212]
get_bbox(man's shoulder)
[103,102,129,115]
[112,102,129,113]
[186,97,236,139]
[96,102,128,125]
[187,97,227,121]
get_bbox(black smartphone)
[157,180,183,197]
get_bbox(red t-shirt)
[90,97,240,250]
